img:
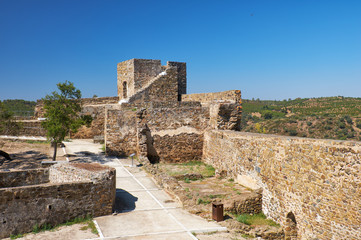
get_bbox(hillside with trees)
[241,97,361,141]
[1,99,36,117]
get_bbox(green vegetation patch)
[242,97,361,141]
[236,212,280,227]
[158,160,215,179]
[1,99,36,117]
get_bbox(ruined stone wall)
[105,107,138,156]
[167,61,187,100]
[127,66,179,104]
[117,59,135,99]
[0,163,115,238]
[80,97,119,105]
[73,104,122,139]
[140,103,210,162]
[0,169,49,188]
[182,90,241,104]
[105,102,211,162]
[117,59,163,100]
[209,103,242,131]
[203,130,361,240]
[34,97,119,119]
[13,120,46,136]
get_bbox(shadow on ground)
[0,151,49,170]
[113,189,138,213]
[69,151,116,164]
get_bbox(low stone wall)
[203,130,361,239]
[182,90,241,104]
[0,163,115,238]
[0,168,49,188]
[34,97,119,119]
[80,96,119,106]
[1,120,47,137]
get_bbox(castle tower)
[117,59,186,101]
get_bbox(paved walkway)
[64,139,226,240]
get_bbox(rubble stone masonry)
[182,90,241,104]
[203,130,361,239]
[0,163,115,238]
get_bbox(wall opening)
[123,81,127,99]
[285,212,298,240]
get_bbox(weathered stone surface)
[0,168,49,188]
[203,130,361,239]
[223,190,262,215]
[182,90,241,104]
[0,163,116,238]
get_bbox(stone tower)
[117,59,186,102]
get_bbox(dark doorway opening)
[123,81,127,99]
[285,212,297,240]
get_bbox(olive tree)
[41,81,82,160]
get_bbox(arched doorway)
[285,212,297,240]
[123,81,127,99]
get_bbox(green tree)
[0,101,20,135]
[41,81,82,160]
[0,101,20,161]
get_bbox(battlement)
[117,59,186,102]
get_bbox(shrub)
[307,121,312,126]
[289,129,298,136]
[324,125,332,130]
[263,112,273,119]
[345,115,353,124]
[338,122,346,129]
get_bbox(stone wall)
[105,107,138,156]
[182,90,241,104]
[105,102,211,162]
[127,66,179,104]
[0,120,47,136]
[209,103,242,131]
[34,97,119,119]
[203,130,361,240]
[117,59,162,100]
[139,103,210,162]
[167,61,187,100]
[73,104,120,139]
[80,96,119,106]
[117,59,186,101]
[0,169,49,188]
[0,163,116,238]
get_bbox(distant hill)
[1,99,37,117]
[241,97,361,141]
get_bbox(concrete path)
[63,139,227,240]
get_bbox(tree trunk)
[0,150,11,160]
[53,142,57,161]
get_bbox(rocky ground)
[0,139,50,170]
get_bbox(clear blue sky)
[0,0,360,101]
